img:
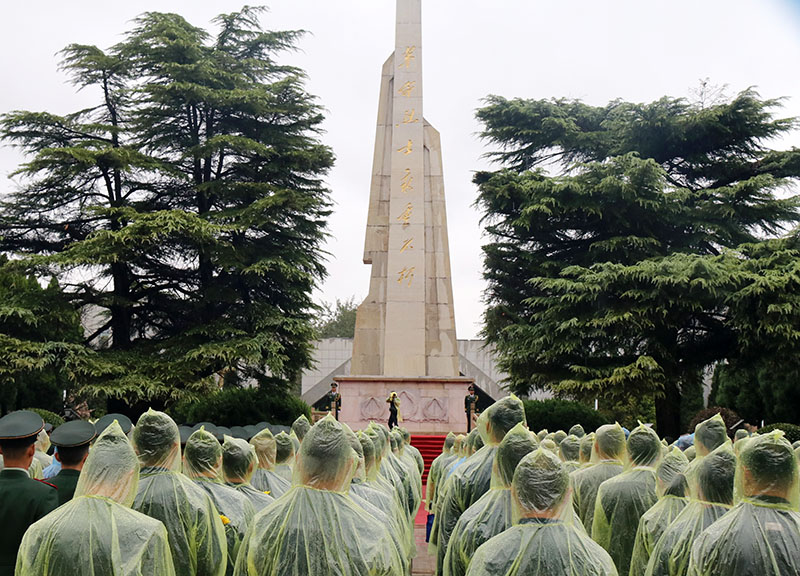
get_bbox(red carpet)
[410,434,446,526]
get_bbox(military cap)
[216,426,233,439]
[50,420,96,448]
[230,426,249,440]
[0,410,45,441]
[43,423,54,434]
[192,421,216,432]
[243,425,258,439]
[178,426,193,445]
[95,413,133,436]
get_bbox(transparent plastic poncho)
[16,421,177,576]
[33,429,53,469]
[433,396,527,574]
[580,433,596,466]
[233,415,402,576]
[132,409,227,576]
[629,447,689,576]
[465,449,617,576]
[291,414,311,442]
[347,426,412,567]
[684,414,731,499]
[399,427,425,474]
[591,424,661,576]
[273,431,295,483]
[570,424,626,530]
[687,432,800,576]
[222,436,274,512]
[249,428,290,498]
[368,423,415,521]
[645,444,735,576]
[570,424,586,438]
[185,429,254,576]
[560,435,581,474]
[426,432,456,512]
[390,428,423,516]
[444,423,536,576]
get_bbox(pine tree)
[475,89,800,437]
[0,8,333,405]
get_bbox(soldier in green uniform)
[323,382,342,420]
[48,420,96,506]
[0,410,59,576]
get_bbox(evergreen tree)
[0,8,333,405]
[475,89,800,437]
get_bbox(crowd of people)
[1,395,799,576]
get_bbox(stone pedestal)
[335,375,475,434]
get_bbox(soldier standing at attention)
[464,385,479,432]
[48,420,96,506]
[0,410,59,576]
[324,382,342,420]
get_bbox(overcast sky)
[2,1,800,339]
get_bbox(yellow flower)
[220,515,230,526]
[263,491,271,495]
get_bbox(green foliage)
[316,297,358,339]
[713,359,800,426]
[0,259,101,415]
[758,423,800,444]
[26,408,65,428]
[475,88,800,438]
[0,8,333,406]
[169,386,311,428]
[599,395,657,433]
[523,399,610,434]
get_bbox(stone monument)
[336,0,474,434]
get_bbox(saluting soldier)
[0,410,59,576]
[48,420,96,506]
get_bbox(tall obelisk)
[351,0,459,378]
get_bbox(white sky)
[2,1,800,339]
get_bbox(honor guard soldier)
[0,410,59,576]
[48,420,97,506]
[325,382,342,420]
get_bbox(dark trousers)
[388,410,398,429]
[466,412,472,432]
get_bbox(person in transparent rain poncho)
[366,423,416,523]
[248,428,290,498]
[291,414,312,443]
[345,427,411,573]
[444,422,537,576]
[465,449,617,576]
[184,429,255,576]
[579,433,595,468]
[272,431,295,483]
[646,445,735,576]
[132,409,227,576]
[571,424,627,530]
[398,427,424,475]
[16,421,176,576]
[592,424,662,576]
[560,435,582,474]
[433,395,527,574]
[426,432,457,515]
[233,414,402,576]
[221,436,274,512]
[390,428,423,516]
[570,424,586,438]
[683,414,729,499]
[628,447,689,576]
[32,429,52,469]
[687,431,800,576]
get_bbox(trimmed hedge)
[523,399,610,434]
[26,408,65,428]
[758,423,800,444]
[169,387,311,428]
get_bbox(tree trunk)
[655,381,681,441]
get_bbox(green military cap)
[95,413,133,436]
[50,420,96,448]
[230,426,249,440]
[0,410,45,441]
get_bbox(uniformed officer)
[0,410,59,576]
[324,382,342,420]
[48,420,96,506]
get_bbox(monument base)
[334,375,475,434]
